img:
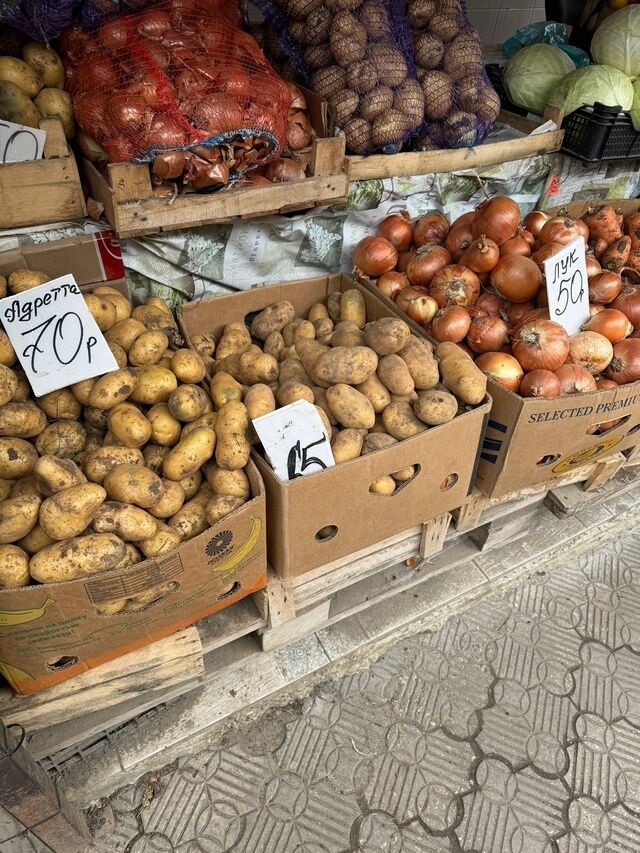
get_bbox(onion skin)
[472,196,520,246]
[583,309,633,344]
[406,243,452,287]
[568,331,613,374]
[512,318,570,371]
[429,264,480,308]
[431,306,471,342]
[445,222,473,261]
[377,212,413,252]
[596,378,618,389]
[555,364,598,395]
[397,251,415,272]
[531,242,563,267]
[396,286,438,324]
[475,352,524,392]
[610,285,640,328]
[589,271,623,304]
[413,212,449,247]
[605,338,640,384]
[460,236,500,273]
[585,253,602,278]
[353,236,398,277]
[467,314,509,354]
[590,304,606,317]
[476,291,503,315]
[524,210,548,239]
[377,271,409,301]
[519,369,560,398]
[504,301,535,330]
[539,216,586,247]
[499,235,531,258]
[491,255,542,303]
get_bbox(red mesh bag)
[61,0,292,185]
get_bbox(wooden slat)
[108,162,155,202]
[311,135,346,176]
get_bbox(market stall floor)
[87,511,640,852]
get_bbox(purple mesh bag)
[252,0,423,155]
[1,0,75,41]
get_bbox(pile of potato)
[0,272,252,614]
[0,43,74,137]
[212,288,487,495]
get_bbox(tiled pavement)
[88,526,640,853]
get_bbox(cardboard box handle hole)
[368,464,422,497]
[628,422,640,435]
[316,524,338,542]
[217,580,242,600]
[440,473,458,492]
[537,454,561,466]
[46,655,79,672]
[586,414,630,436]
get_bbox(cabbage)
[548,65,634,116]
[631,78,640,130]
[503,45,575,113]
[592,6,640,78]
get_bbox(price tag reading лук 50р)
[252,399,335,483]
[1,274,118,397]
[543,237,590,336]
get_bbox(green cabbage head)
[548,64,634,115]
[592,6,640,77]
[504,44,575,113]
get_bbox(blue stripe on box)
[483,438,502,451]
[488,419,508,433]
[481,452,498,463]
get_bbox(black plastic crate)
[561,102,640,163]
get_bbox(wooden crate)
[0,118,86,229]
[347,111,563,180]
[84,133,348,238]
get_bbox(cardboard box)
[0,462,267,695]
[178,274,491,579]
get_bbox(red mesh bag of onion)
[61,0,292,189]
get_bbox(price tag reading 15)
[1,274,118,397]
[542,236,590,336]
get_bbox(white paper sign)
[0,120,46,164]
[252,399,335,482]
[543,237,590,336]
[0,274,118,397]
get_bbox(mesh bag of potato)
[252,0,422,154]
[60,0,291,183]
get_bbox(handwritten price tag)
[0,274,118,397]
[252,399,335,482]
[0,119,46,164]
[543,237,590,336]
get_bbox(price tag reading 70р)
[252,399,335,482]
[543,236,590,336]
[0,274,118,397]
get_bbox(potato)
[23,41,64,88]
[125,581,175,611]
[327,292,342,323]
[0,402,46,437]
[392,465,416,482]
[17,524,54,555]
[168,384,209,423]
[0,365,17,406]
[92,287,131,323]
[251,300,296,340]
[96,599,128,615]
[143,444,169,474]
[203,464,250,499]
[308,303,329,322]
[105,318,146,351]
[216,325,251,360]
[414,388,458,425]
[171,348,206,383]
[71,378,95,406]
[315,405,333,437]
[148,403,181,446]
[84,446,143,484]
[10,370,30,402]
[84,294,117,331]
[109,342,129,368]
[8,269,49,294]
[92,501,157,541]
[0,56,42,97]
[326,384,375,429]
[399,337,439,389]
[312,317,334,341]
[391,391,418,404]
[209,371,242,408]
[377,354,415,396]
[138,522,182,558]
[236,351,279,385]
[215,402,250,471]
[0,81,41,128]
[365,318,411,355]
[277,380,315,407]
[340,289,366,327]
[131,304,179,342]
[89,368,138,409]
[279,358,312,387]
[356,374,391,413]
[315,346,378,385]
[35,421,87,458]
[83,405,109,431]
[437,341,487,405]
[112,542,142,572]
[264,331,285,361]
[39,483,106,540]
[382,401,425,439]
[244,384,275,420]
[312,386,337,425]
[168,492,210,540]
[0,480,11,501]
[188,334,216,358]
[331,321,366,348]
[205,494,245,525]
[104,463,164,508]
[369,475,396,495]
[163,427,216,481]
[107,403,152,448]
[30,533,126,583]
[181,411,217,438]
[0,544,30,588]
[83,429,105,454]
[128,330,169,366]
[0,438,37,480]
[145,296,172,316]
[128,365,177,405]
[179,469,202,499]
[331,428,364,463]
[295,339,331,385]
[0,331,16,366]
[0,494,41,543]
[0,276,5,299]
[34,456,86,495]
[38,387,81,420]
[10,474,41,497]
[283,320,315,347]
[148,479,185,518]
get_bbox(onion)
[353,236,398,277]
[606,338,640,384]
[75,93,108,131]
[611,284,640,328]
[467,314,509,354]
[406,243,452,287]
[555,364,598,395]
[512,318,570,371]
[242,174,272,187]
[146,113,185,149]
[152,150,186,180]
[288,82,307,113]
[539,216,585,247]
[107,93,146,131]
[519,369,560,398]
[265,158,306,183]
[99,18,130,52]
[395,287,438,324]
[524,210,548,239]
[585,253,602,278]
[445,222,474,261]
[377,271,409,301]
[532,242,563,267]
[472,196,520,246]
[136,8,171,40]
[520,227,535,247]
[459,235,500,273]
[475,352,523,392]
[468,306,488,319]
[537,288,549,308]
[597,378,619,389]
[377,212,413,252]
[504,301,535,329]
[476,291,503,315]
[575,218,589,242]
[413,212,449,246]
[590,304,605,316]
[429,265,480,308]
[76,55,119,93]
[499,235,531,258]
[589,271,623,304]
[450,211,475,230]
[397,251,415,272]
[491,255,542,303]
[431,306,471,342]
[583,309,633,344]
[192,95,243,135]
[568,331,613,374]
[287,111,312,151]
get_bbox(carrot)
[625,212,640,249]
[624,247,640,273]
[582,205,623,243]
[589,237,609,259]
[601,236,632,272]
